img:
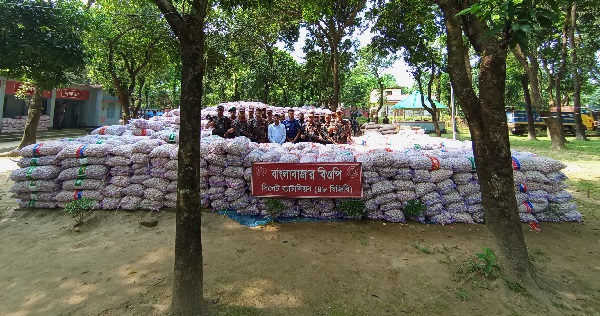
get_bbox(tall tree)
[433,0,561,298]
[357,44,397,123]
[86,0,176,122]
[0,0,86,149]
[372,0,446,136]
[150,0,207,314]
[303,0,367,110]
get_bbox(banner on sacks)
[251,162,362,198]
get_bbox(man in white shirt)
[268,113,286,144]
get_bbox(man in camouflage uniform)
[251,110,269,143]
[207,104,231,138]
[230,108,252,138]
[301,111,324,143]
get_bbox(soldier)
[206,104,231,138]
[301,111,324,143]
[321,113,335,144]
[228,107,237,121]
[230,108,252,138]
[251,110,269,143]
[266,109,274,125]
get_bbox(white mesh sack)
[371,180,395,195]
[55,190,103,202]
[412,170,431,182]
[100,197,121,209]
[18,200,57,209]
[61,157,107,168]
[9,180,59,193]
[20,142,65,157]
[103,184,124,198]
[132,139,164,154]
[110,166,132,176]
[56,144,111,159]
[110,144,135,157]
[415,182,436,197]
[123,184,146,197]
[130,153,149,165]
[57,165,109,181]
[430,169,453,183]
[452,173,473,185]
[392,180,415,191]
[144,188,166,201]
[120,196,143,210]
[149,144,178,158]
[150,158,169,168]
[143,178,170,190]
[396,190,417,202]
[17,156,58,167]
[12,191,57,201]
[10,166,61,181]
[62,179,105,190]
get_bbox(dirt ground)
[0,154,598,316]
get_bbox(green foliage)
[264,198,285,220]
[0,0,87,90]
[502,276,528,296]
[403,200,426,216]
[337,200,366,218]
[84,0,178,114]
[412,242,433,254]
[62,198,97,225]
[468,247,500,279]
[528,248,549,263]
[456,286,469,301]
[576,180,596,198]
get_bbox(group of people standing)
[206,105,353,145]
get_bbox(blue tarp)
[217,210,349,227]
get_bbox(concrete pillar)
[94,88,103,127]
[0,79,6,130]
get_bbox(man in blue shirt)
[283,108,301,143]
[268,114,286,144]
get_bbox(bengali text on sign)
[251,162,363,198]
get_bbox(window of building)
[385,91,392,96]
[107,102,115,118]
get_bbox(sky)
[279,27,415,88]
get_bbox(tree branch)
[151,0,183,38]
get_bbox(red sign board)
[6,81,51,98]
[251,162,363,198]
[58,88,89,100]
[5,81,89,100]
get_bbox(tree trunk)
[437,0,539,289]
[18,86,44,149]
[376,80,385,118]
[331,43,340,111]
[520,74,537,140]
[569,3,587,141]
[151,0,208,314]
[553,5,571,142]
[544,115,567,150]
[171,27,205,316]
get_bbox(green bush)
[62,198,97,225]
[403,200,427,216]
[337,200,366,218]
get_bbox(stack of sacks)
[361,123,397,135]
[1,115,51,133]
[54,143,111,208]
[103,143,135,209]
[9,142,64,208]
[91,125,129,136]
[128,139,166,210]
[511,154,580,222]
[8,129,581,225]
[147,143,177,209]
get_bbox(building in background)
[369,88,407,118]
[0,78,122,131]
